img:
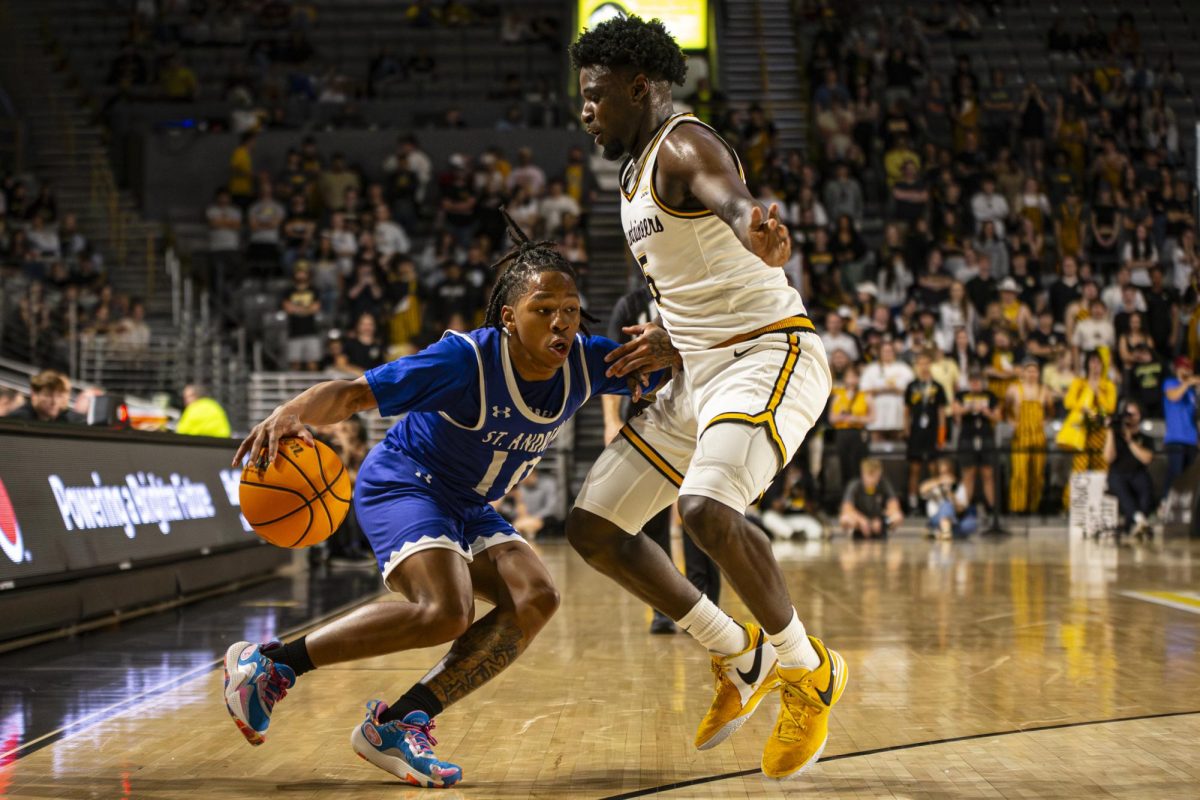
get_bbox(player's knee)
[515,579,560,634]
[423,598,475,642]
[678,495,735,551]
[566,508,620,564]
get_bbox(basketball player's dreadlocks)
[569,14,687,84]
[483,207,596,331]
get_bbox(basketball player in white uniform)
[567,17,848,780]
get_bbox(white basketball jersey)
[619,112,807,352]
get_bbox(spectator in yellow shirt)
[159,54,198,101]
[229,132,257,210]
[176,384,232,438]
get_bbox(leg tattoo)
[420,608,526,708]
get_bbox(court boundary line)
[1,589,387,763]
[597,708,1200,799]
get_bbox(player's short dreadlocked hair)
[483,208,597,331]
[569,15,688,85]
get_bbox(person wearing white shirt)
[1100,267,1145,314]
[937,281,975,351]
[1172,229,1198,294]
[1122,222,1158,286]
[821,310,860,361]
[26,214,61,259]
[206,189,242,253]
[373,204,411,257]
[1072,299,1116,366]
[860,340,915,438]
[538,180,581,236]
[328,212,358,277]
[970,176,1010,237]
[506,147,546,196]
[247,184,286,247]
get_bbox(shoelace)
[397,717,439,757]
[774,678,824,743]
[259,666,290,710]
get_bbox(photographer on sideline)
[1104,400,1155,537]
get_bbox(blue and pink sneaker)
[349,700,463,788]
[222,641,295,746]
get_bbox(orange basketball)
[239,438,352,548]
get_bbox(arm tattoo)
[421,609,527,708]
[644,325,683,370]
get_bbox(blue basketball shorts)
[354,444,523,588]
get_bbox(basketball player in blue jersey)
[566,17,848,781]
[220,218,671,788]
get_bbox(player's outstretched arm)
[657,125,791,266]
[233,376,377,468]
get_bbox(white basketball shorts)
[574,330,832,534]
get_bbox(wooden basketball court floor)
[3,526,1198,799]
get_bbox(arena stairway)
[721,0,807,155]
[0,3,172,329]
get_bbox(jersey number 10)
[473,451,542,496]
[636,253,662,303]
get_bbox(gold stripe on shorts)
[619,425,684,488]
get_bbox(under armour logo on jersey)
[415,471,432,484]
[492,406,512,418]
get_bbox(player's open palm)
[748,203,791,266]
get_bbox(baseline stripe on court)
[597,709,1200,799]
[1120,590,1200,614]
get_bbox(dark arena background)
[1,1,1199,798]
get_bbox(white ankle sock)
[768,610,820,670]
[678,596,748,655]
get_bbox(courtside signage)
[47,472,217,538]
[0,428,264,587]
[0,479,26,564]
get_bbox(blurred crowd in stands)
[746,5,1199,536]
[205,130,594,370]
[0,174,150,368]
[100,0,566,131]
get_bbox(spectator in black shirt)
[1104,400,1155,537]
[346,262,385,324]
[1048,254,1083,321]
[904,351,948,511]
[428,260,477,330]
[1027,310,1066,365]
[1143,265,1179,357]
[3,369,74,423]
[949,366,998,506]
[981,68,1017,156]
[965,255,997,316]
[282,267,322,371]
[890,160,929,225]
[343,312,386,372]
[839,458,903,539]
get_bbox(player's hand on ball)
[233,410,314,469]
[748,203,791,266]
[605,322,681,380]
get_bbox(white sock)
[678,596,748,655]
[768,610,820,670]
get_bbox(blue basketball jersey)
[363,327,636,505]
